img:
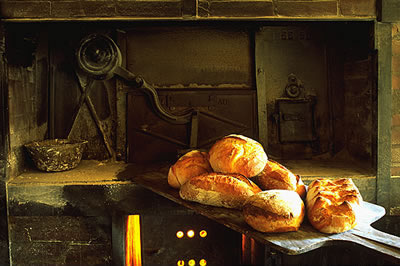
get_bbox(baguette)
[168,150,212,189]
[243,190,305,233]
[306,178,363,234]
[179,172,262,209]
[208,134,268,178]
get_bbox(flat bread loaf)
[179,172,262,209]
[243,190,305,233]
[306,178,363,234]
[168,150,212,189]
[254,160,306,198]
[208,134,268,178]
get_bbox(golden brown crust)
[306,178,363,234]
[168,150,212,189]
[243,190,305,233]
[208,134,268,178]
[295,175,307,199]
[179,172,262,209]
[254,160,306,198]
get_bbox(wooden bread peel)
[349,202,400,250]
[130,166,400,262]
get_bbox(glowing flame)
[199,259,207,266]
[176,231,184,238]
[125,215,142,266]
[187,230,195,238]
[199,230,207,238]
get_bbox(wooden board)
[351,204,400,250]
[128,163,400,262]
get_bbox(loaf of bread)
[243,190,305,233]
[306,178,363,234]
[179,172,262,209]
[208,134,268,178]
[168,150,212,189]
[254,160,306,198]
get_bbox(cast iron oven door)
[277,98,316,143]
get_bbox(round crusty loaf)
[306,178,363,234]
[179,172,262,209]
[168,150,212,189]
[208,134,268,178]
[243,190,305,233]
[254,160,306,198]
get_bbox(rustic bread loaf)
[243,190,305,233]
[254,160,306,198]
[179,172,262,209]
[208,134,268,178]
[168,150,212,189]
[306,178,363,234]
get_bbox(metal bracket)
[70,71,116,159]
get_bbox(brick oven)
[1,0,400,265]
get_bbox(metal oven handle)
[76,33,192,125]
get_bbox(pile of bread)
[168,134,363,234]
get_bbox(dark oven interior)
[119,22,376,169]
[11,21,375,167]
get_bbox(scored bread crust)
[243,190,305,233]
[168,150,212,189]
[254,160,306,198]
[208,134,268,178]
[306,178,363,234]
[179,172,262,209]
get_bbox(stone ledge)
[7,160,190,216]
[7,160,400,219]
[7,159,379,217]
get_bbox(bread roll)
[306,178,363,234]
[254,160,306,198]
[208,134,268,178]
[243,190,305,233]
[168,150,212,189]
[179,172,262,209]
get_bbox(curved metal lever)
[112,66,192,124]
[76,34,192,124]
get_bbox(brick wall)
[0,0,376,19]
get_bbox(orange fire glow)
[125,215,142,266]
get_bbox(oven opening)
[113,208,242,266]
[119,22,377,182]
[4,21,377,189]
[125,215,142,266]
